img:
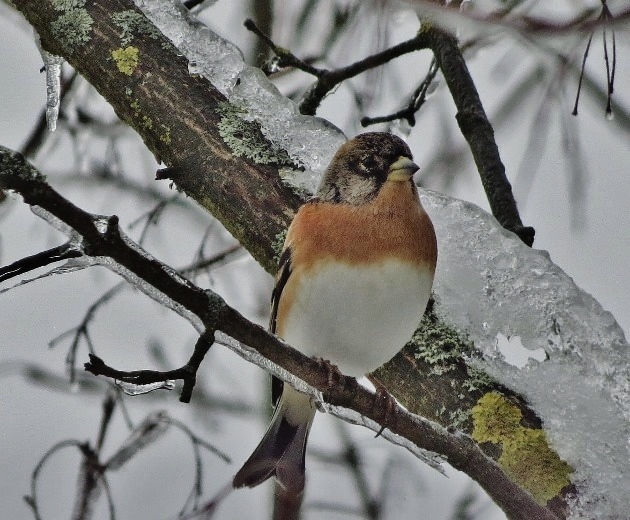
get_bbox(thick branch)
[0,147,556,520]
[17,0,302,274]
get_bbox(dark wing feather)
[270,246,293,404]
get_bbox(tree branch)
[425,27,535,246]
[17,0,302,274]
[244,18,432,115]
[0,242,82,283]
[0,146,557,520]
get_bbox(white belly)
[281,260,432,377]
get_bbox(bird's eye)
[360,156,378,171]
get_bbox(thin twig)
[0,242,82,283]
[85,330,215,403]
[362,58,439,127]
[244,18,431,115]
[572,32,593,116]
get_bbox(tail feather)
[233,388,315,494]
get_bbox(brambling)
[233,132,437,496]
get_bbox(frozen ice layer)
[134,0,345,190]
[36,37,63,132]
[422,190,630,519]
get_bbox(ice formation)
[127,3,630,516]
[422,191,630,519]
[133,0,345,189]
[36,39,63,132]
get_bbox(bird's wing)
[270,246,292,404]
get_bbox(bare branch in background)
[573,0,617,116]
[244,18,432,115]
[361,57,439,127]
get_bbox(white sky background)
[1,1,630,519]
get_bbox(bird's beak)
[387,156,419,181]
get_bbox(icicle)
[35,34,64,132]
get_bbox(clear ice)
[36,37,63,132]
[422,191,630,519]
[133,0,345,191]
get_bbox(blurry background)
[1,1,629,519]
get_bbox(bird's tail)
[233,386,315,495]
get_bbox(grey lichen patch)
[216,102,294,167]
[0,147,46,182]
[50,0,93,53]
[111,10,162,46]
[411,304,494,392]
[448,408,471,430]
[406,302,495,430]
[51,0,84,10]
[272,229,288,266]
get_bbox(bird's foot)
[314,357,344,389]
[368,376,398,437]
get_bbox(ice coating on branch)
[421,190,630,519]
[30,206,205,333]
[214,331,446,473]
[115,379,175,396]
[35,38,63,132]
[134,0,344,188]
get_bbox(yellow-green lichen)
[130,99,141,114]
[159,125,172,144]
[216,102,294,166]
[50,0,93,53]
[112,46,139,75]
[472,392,572,504]
[111,10,162,46]
[141,115,153,129]
[471,392,522,443]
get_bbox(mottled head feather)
[316,132,414,205]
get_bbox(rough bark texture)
[19,0,300,273]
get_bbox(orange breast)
[286,181,437,271]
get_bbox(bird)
[233,132,437,498]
